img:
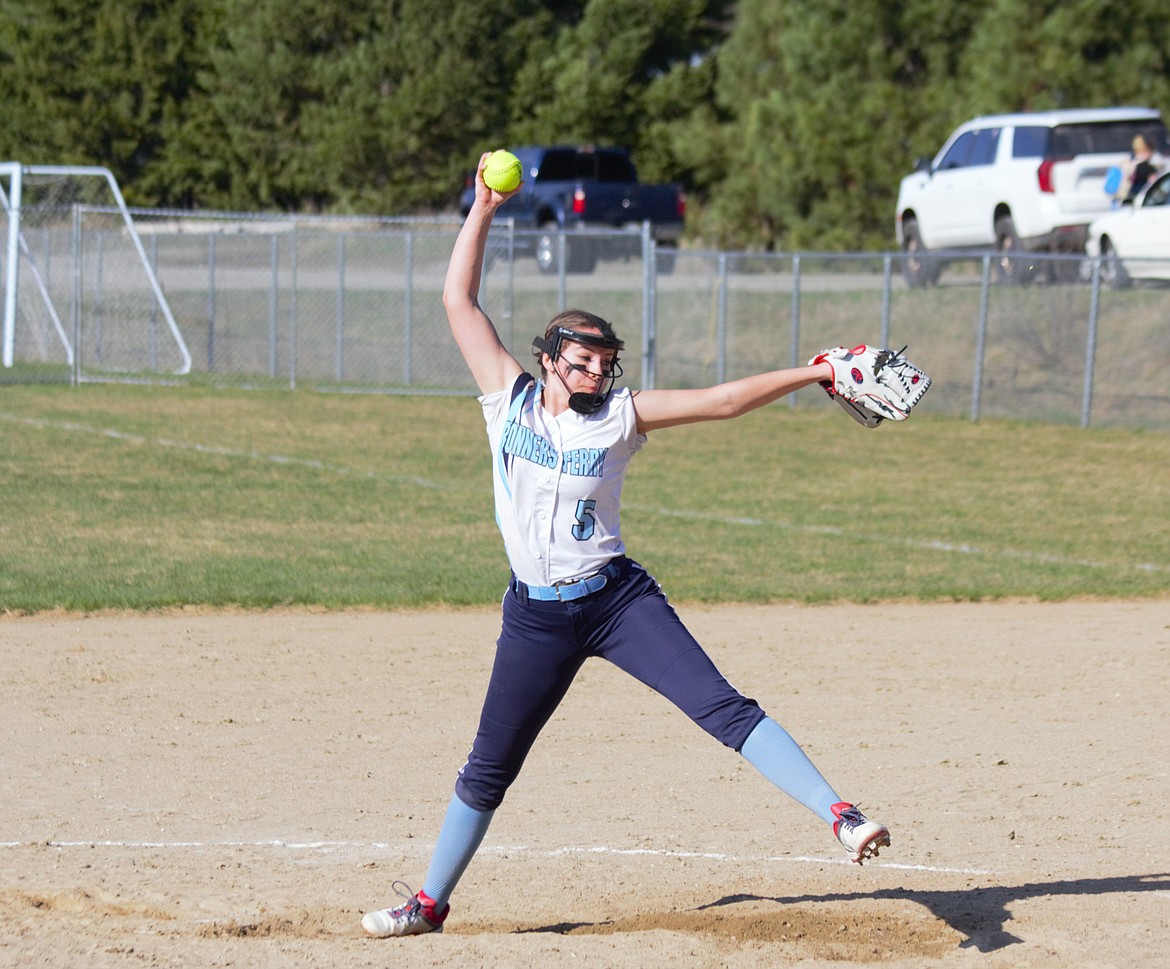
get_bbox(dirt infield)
[2,600,1168,968]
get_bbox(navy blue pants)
[454,558,766,812]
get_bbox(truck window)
[535,151,578,181]
[595,152,636,182]
[575,153,597,179]
[533,148,639,182]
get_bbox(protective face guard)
[532,326,624,414]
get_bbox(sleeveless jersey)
[480,376,646,587]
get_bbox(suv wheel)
[900,217,939,287]
[994,215,1037,285]
[1099,237,1131,289]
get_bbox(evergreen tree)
[508,0,731,184]
[2,0,1167,240]
[959,0,1170,117]
[699,0,984,251]
[0,0,215,205]
[197,0,380,210]
[307,0,571,212]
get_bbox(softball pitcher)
[361,151,891,938]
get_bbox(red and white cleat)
[832,802,890,864]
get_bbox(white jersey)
[480,376,646,587]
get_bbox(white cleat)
[832,802,890,864]
[361,881,448,937]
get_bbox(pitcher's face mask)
[532,326,624,414]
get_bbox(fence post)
[642,221,656,390]
[880,253,892,346]
[404,231,413,386]
[206,234,216,374]
[1082,256,1102,429]
[289,222,298,390]
[335,234,346,381]
[268,236,279,379]
[556,231,567,311]
[971,253,992,421]
[71,203,81,385]
[504,219,515,352]
[789,253,801,408]
[716,252,728,384]
[95,232,105,365]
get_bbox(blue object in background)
[1104,165,1123,195]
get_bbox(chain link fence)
[2,207,1167,430]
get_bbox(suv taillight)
[1037,159,1056,193]
[572,188,586,215]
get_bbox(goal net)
[1,163,190,379]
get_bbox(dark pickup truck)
[459,145,686,273]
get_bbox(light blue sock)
[421,793,495,910]
[740,716,841,825]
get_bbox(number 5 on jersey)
[572,500,597,541]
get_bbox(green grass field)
[1,383,1167,612]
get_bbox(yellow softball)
[483,150,523,193]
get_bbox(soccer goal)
[1,163,190,380]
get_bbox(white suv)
[895,107,1168,285]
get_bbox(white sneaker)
[361,881,449,937]
[832,802,890,864]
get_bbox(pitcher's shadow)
[695,872,1170,953]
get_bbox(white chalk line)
[4,410,1161,575]
[0,411,452,492]
[623,504,1167,574]
[0,838,989,875]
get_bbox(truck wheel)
[535,223,559,274]
[994,215,1036,285]
[900,218,939,287]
